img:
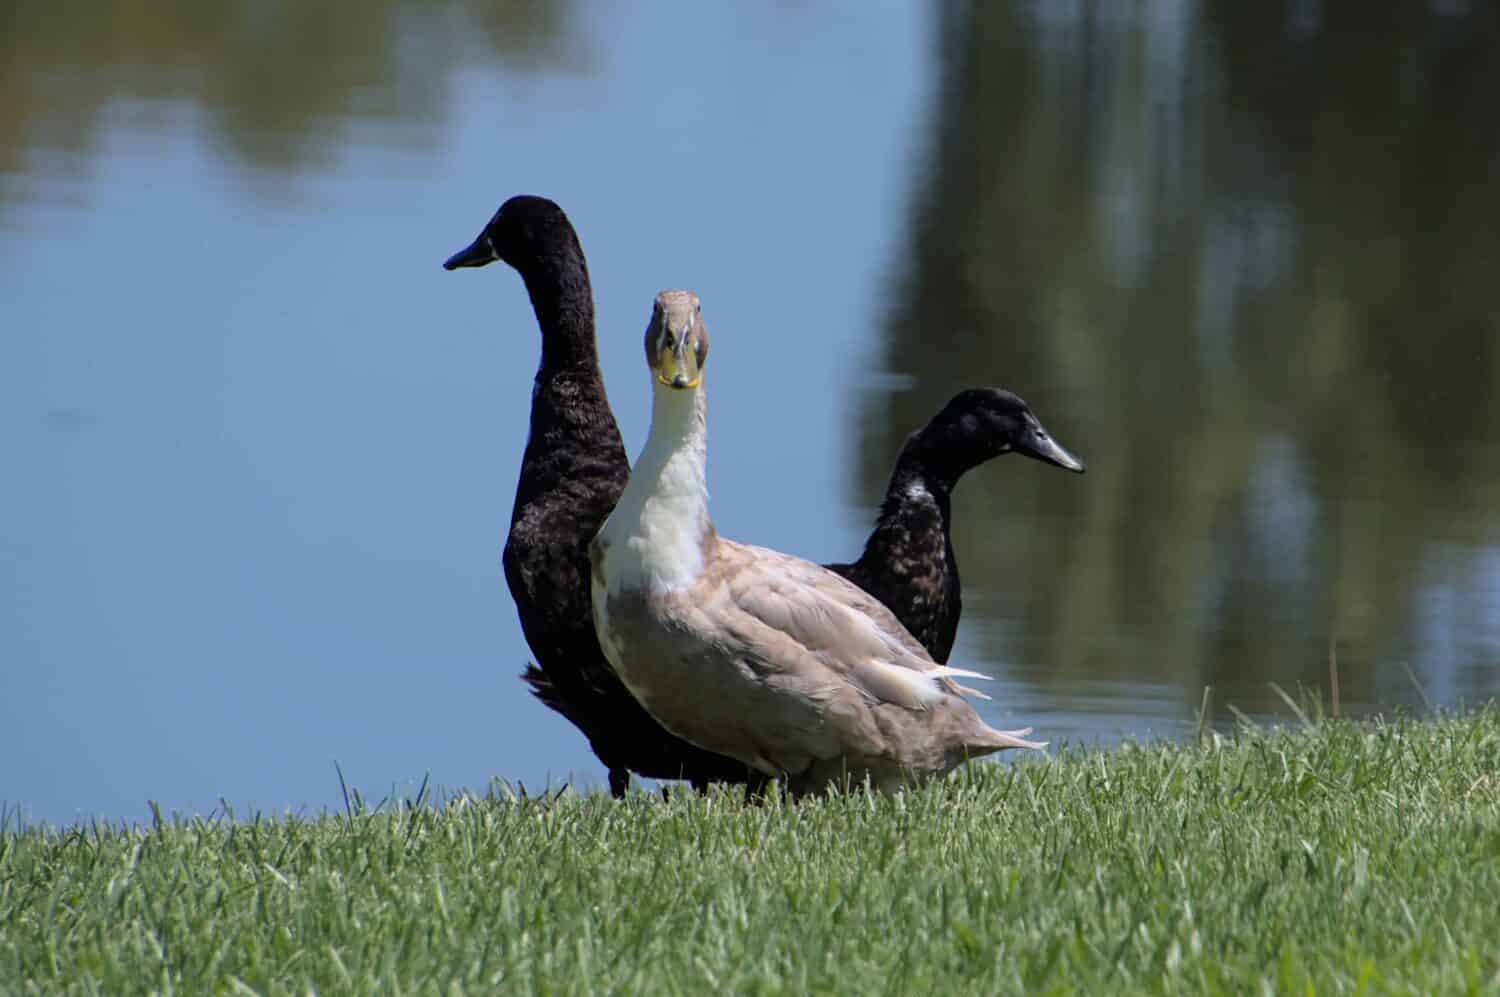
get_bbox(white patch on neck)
[597,383,710,595]
[903,479,931,503]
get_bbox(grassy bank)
[3,708,1498,994]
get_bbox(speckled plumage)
[829,470,959,663]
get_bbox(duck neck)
[855,434,955,567]
[605,382,712,592]
[894,427,965,503]
[522,252,598,373]
[906,419,993,493]
[510,249,624,522]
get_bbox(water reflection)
[4,0,1498,824]
[0,2,938,822]
[0,0,582,183]
[868,0,1500,733]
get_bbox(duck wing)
[707,540,992,710]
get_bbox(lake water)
[4,2,1498,826]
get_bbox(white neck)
[598,381,712,594]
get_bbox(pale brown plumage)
[591,290,1043,796]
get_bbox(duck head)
[442,195,578,273]
[644,290,709,390]
[924,388,1086,477]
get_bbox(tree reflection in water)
[866,1,1500,728]
[0,0,582,179]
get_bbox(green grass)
[3,709,1499,994]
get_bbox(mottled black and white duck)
[826,388,1084,663]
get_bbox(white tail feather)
[986,725,1047,751]
[930,664,993,701]
[931,665,992,683]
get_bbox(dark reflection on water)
[0,0,581,180]
[866,0,1500,736]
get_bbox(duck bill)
[443,233,496,270]
[655,343,701,390]
[1018,425,1085,473]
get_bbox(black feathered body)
[479,199,749,794]
[506,363,750,792]
[826,459,962,664]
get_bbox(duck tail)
[929,665,994,701]
[976,725,1047,752]
[521,663,572,715]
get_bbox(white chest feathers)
[595,383,712,597]
[597,496,706,595]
